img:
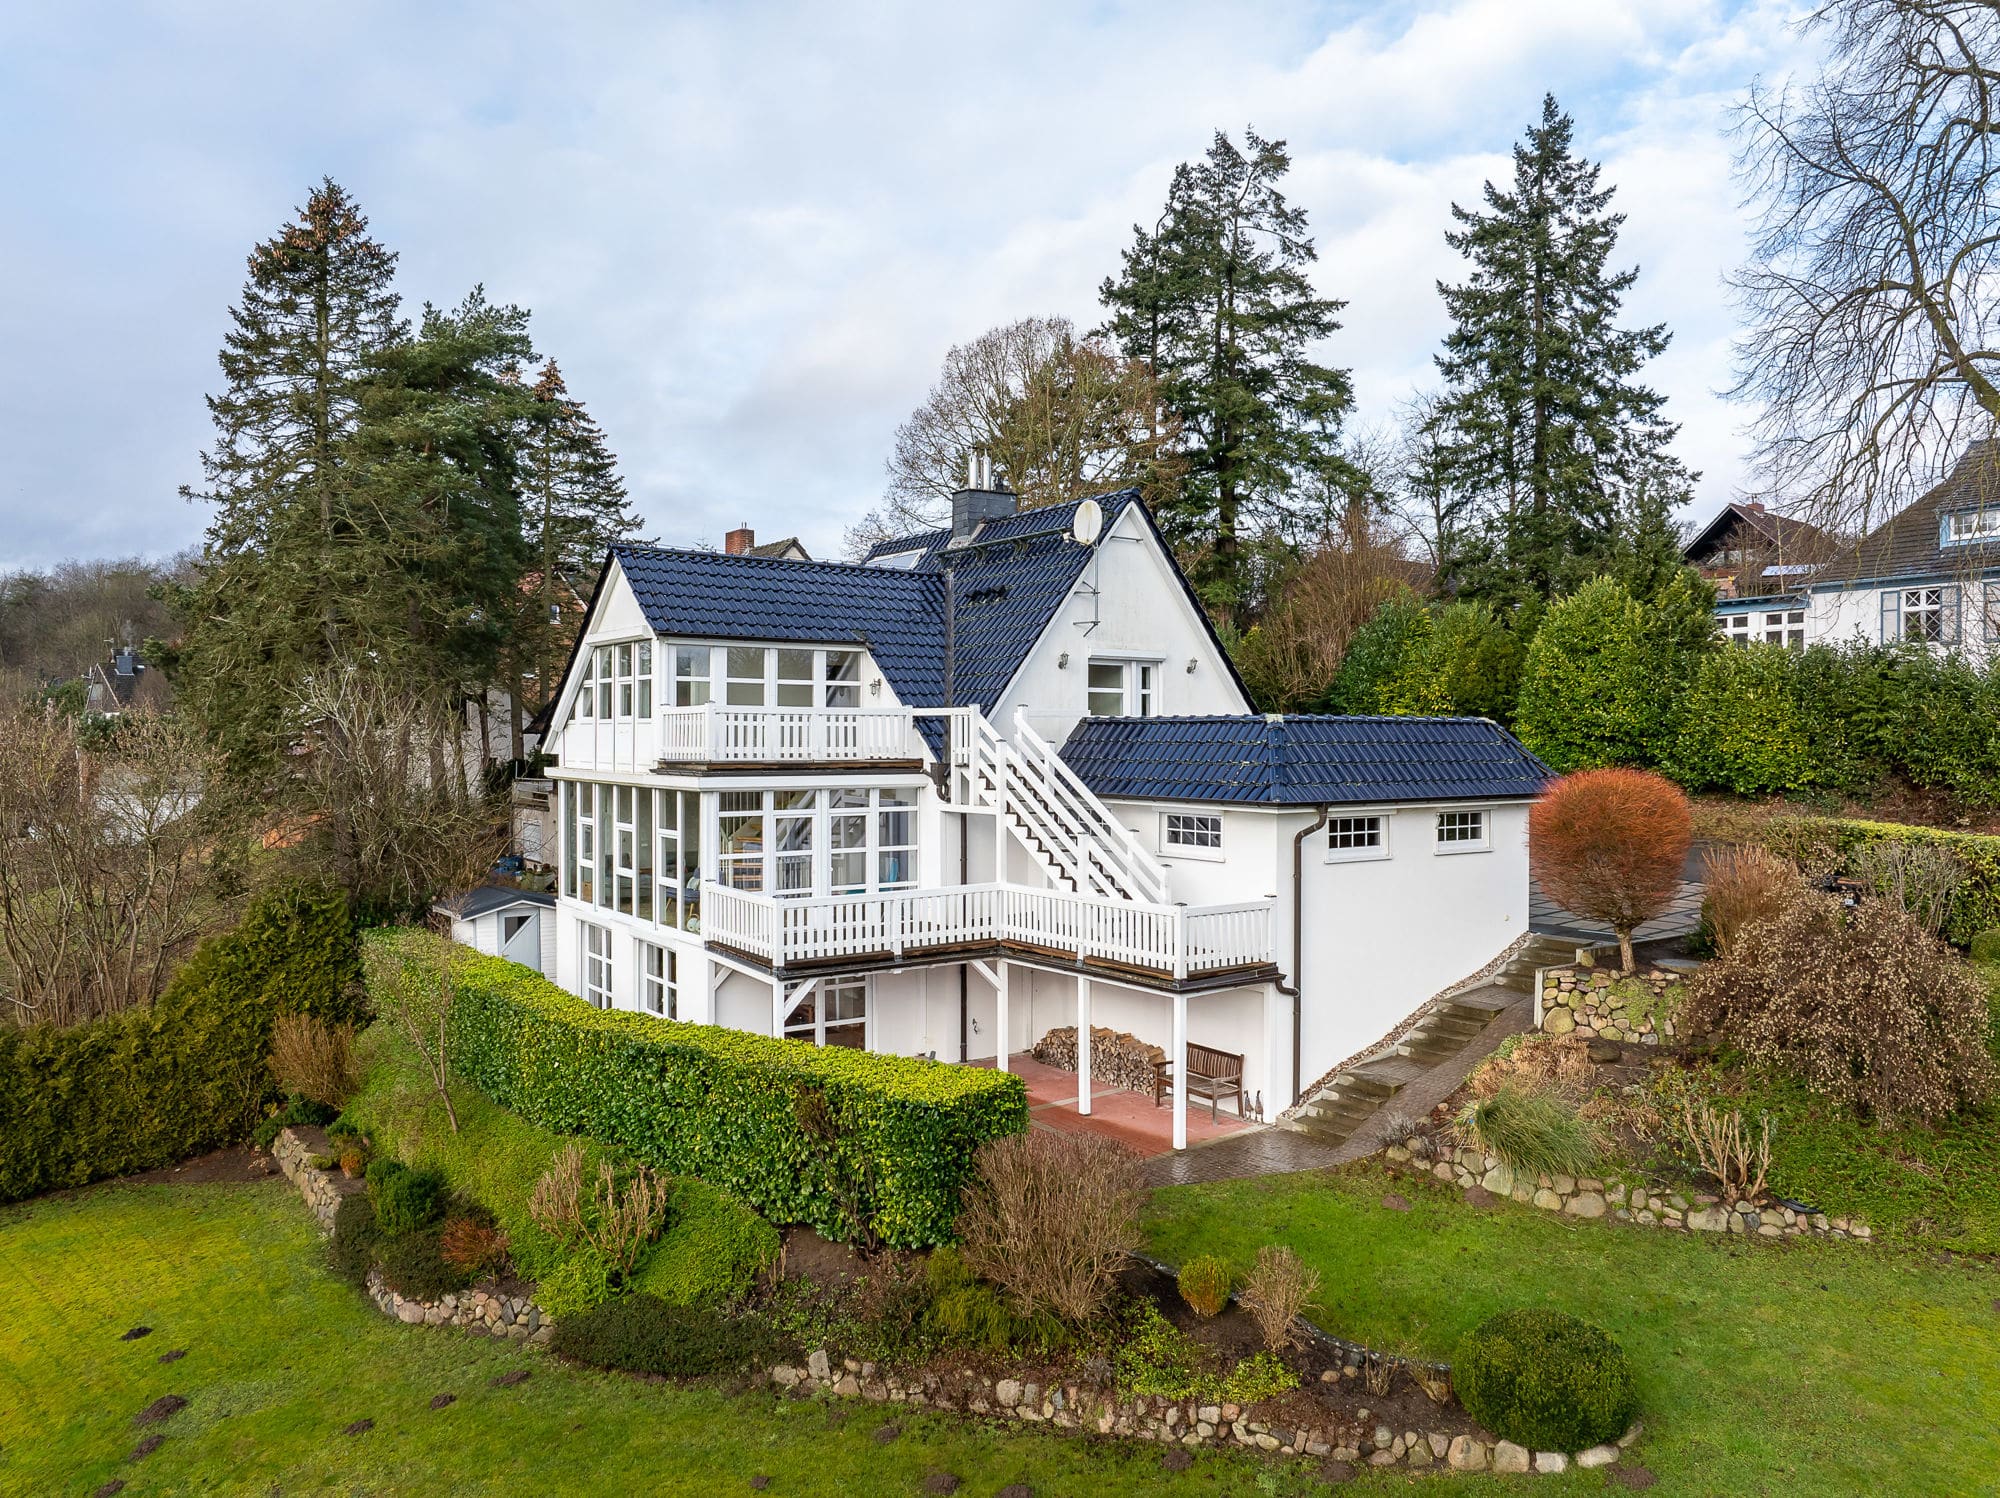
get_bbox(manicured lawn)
[1145,1166,2000,1496]
[1,1181,1327,1497]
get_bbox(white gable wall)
[993,507,1249,745]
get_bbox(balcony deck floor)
[973,1053,1258,1159]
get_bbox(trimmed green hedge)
[1754,817,2000,947]
[1454,1308,1637,1454]
[0,882,360,1203]
[341,1020,782,1307]
[364,930,1028,1247]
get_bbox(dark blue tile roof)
[615,491,1147,725]
[1059,715,1552,807]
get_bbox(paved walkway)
[1530,878,1704,945]
[1138,984,1537,1188]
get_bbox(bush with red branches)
[1531,769,1692,972]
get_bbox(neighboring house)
[435,886,556,974]
[1706,441,2000,660]
[540,479,1548,1147]
[725,527,810,561]
[84,646,167,715]
[1683,501,1835,603]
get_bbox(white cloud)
[0,0,1823,567]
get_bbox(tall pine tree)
[1432,96,1689,607]
[169,179,409,775]
[507,359,645,756]
[1101,130,1355,625]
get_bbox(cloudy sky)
[0,1,1819,570]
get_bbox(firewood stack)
[1029,1025,1166,1094]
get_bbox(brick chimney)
[725,526,755,555]
[950,454,1016,541]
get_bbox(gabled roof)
[1060,714,1552,807]
[746,536,809,559]
[603,490,1244,732]
[611,546,948,707]
[438,885,555,920]
[1683,502,1834,567]
[1833,439,2000,583]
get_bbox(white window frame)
[581,922,613,1009]
[716,786,920,899]
[1160,810,1223,861]
[1891,586,1947,643]
[1722,613,1752,646]
[1943,508,2000,546]
[1759,609,1806,648]
[1085,657,1162,717]
[637,939,675,1018]
[1325,813,1389,863]
[1434,808,1491,854]
[673,644,713,706]
[782,975,869,1049]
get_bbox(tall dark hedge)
[0,881,361,1202]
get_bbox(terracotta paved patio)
[976,1053,1257,1159]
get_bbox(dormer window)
[1944,508,2000,545]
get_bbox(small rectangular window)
[726,646,767,706]
[785,976,868,1048]
[639,940,675,1018]
[1327,815,1385,860]
[1135,663,1156,717]
[1162,812,1222,853]
[636,640,653,717]
[824,650,861,708]
[582,923,613,1009]
[596,646,613,718]
[1087,660,1125,717]
[776,648,815,708]
[674,644,712,706]
[1436,809,1489,850]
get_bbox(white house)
[1705,440,2000,662]
[541,480,1549,1147]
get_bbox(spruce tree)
[1101,130,1355,624]
[1432,96,1689,608]
[170,179,409,774]
[508,359,645,755]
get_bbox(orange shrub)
[1531,769,1691,972]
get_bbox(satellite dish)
[1071,498,1104,546]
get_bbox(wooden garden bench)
[1152,1043,1246,1122]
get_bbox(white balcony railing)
[656,704,922,763]
[701,881,1274,980]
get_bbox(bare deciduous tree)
[293,666,505,920]
[846,316,1179,554]
[1731,1,2000,537]
[0,704,239,1027]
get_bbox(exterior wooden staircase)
[1285,933,1578,1148]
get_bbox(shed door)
[500,910,543,972]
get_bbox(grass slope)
[1145,1166,2000,1496]
[1,1182,1324,1497]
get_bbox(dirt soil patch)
[122,1146,278,1188]
[780,1226,911,1289]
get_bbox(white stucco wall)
[992,506,1249,744]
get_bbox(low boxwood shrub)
[373,1165,447,1236]
[0,880,361,1203]
[1454,1309,1637,1453]
[536,1247,617,1320]
[376,1226,473,1301]
[550,1293,777,1378]
[365,930,1027,1246]
[329,1193,381,1288]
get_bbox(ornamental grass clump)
[1454,1309,1636,1453]
[1684,890,1995,1124]
[1455,1085,1599,1180]
[1176,1254,1232,1318]
[1237,1245,1319,1352]
[267,1013,362,1109]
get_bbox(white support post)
[996,960,1011,1073]
[1172,990,1188,1152]
[772,976,787,1039]
[1077,975,1093,1115]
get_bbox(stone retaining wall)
[1536,965,1684,1044]
[271,1127,356,1231]
[272,1127,554,1341]
[765,1350,1643,1474]
[1383,1144,1872,1241]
